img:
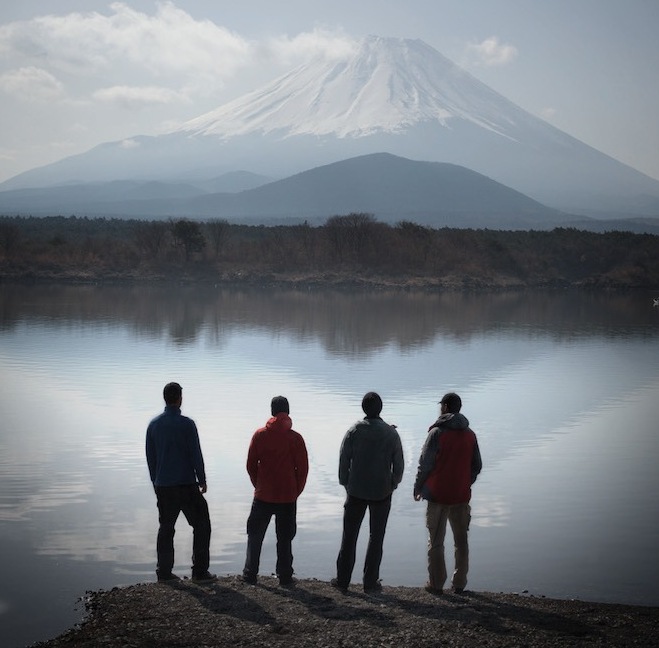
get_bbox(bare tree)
[205,218,231,260]
[170,218,206,261]
[0,221,20,257]
[324,213,378,263]
[134,220,169,259]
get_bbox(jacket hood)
[265,412,293,433]
[429,412,469,431]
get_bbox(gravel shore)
[33,576,658,648]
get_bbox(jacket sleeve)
[188,421,207,487]
[294,435,309,496]
[145,424,156,484]
[413,428,440,496]
[338,428,353,487]
[246,434,259,488]
[471,436,483,484]
[391,431,404,488]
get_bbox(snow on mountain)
[179,36,527,141]
[3,36,659,217]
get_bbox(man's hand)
[199,483,207,494]
[414,493,422,501]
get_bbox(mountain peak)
[177,36,519,140]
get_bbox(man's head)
[361,391,383,418]
[163,382,182,405]
[440,392,462,414]
[271,395,290,416]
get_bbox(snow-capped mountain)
[179,36,524,140]
[3,36,659,217]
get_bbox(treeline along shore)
[1,213,658,289]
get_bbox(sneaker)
[330,578,348,593]
[452,587,466,595]
[157,573,181,583]
[191,571,217,584]
[242,573,257,585]
[424,583,443,596]
[279,577,297,589]
[363,581,382,595]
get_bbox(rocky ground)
[33,576,658,648]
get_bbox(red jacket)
[246,413,308,503]
[414,412,482,505]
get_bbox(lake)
[1,283,658,647]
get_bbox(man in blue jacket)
[332,392,404,594]
[146,382,216,584]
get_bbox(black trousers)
[243,499,297,581]
[155,484,211,577]
[336,494,392,589]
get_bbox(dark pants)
[336,494,392,589]
[155,484,211,578]
[243,499,297,581]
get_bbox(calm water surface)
[1,284,658,647]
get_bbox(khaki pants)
[426,501,471,591]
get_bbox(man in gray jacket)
[331,392,404,594]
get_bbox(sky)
[0,0,658,184]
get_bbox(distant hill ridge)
[0,153,567,229]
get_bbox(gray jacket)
[338,417,404,500]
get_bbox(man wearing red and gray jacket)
[414,392,482,595]
[242,396,308,587]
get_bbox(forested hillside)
[1,214,657,289]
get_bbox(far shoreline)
[1,270,657,292]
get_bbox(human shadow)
[260,580,397,628]
[378,589,599,641]
[170,579,277,627]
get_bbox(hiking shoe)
[157,573,181,583]
[242,573,257,585]
[424,583,443,596]
[279,577,297,589]
[452,587,466,595]
[191,571,217,584]
[363,581,382,595]
[330,578,348,593]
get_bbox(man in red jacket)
[413,392,482,595]
[242,396,309,587]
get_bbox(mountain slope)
[179,37,526,140]
[187,153,562,225]
[3,36,659,217]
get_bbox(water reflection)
[1,284,656,351]
[1,283,658,648]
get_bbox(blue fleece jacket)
[146,405,207,487]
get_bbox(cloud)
[0,3,357,105]
[0,148,16,162]
[0,66,64,101]
[120,139,140,149]
[540,107,558,120]
[266,28,357,65]
[466,36,518,67]
[0,2,254,86]
[93,84,186,109]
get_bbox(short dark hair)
[440,392,462,413]
[271,395,290,415]
[362,391,383,418]
[163,382,182,404]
